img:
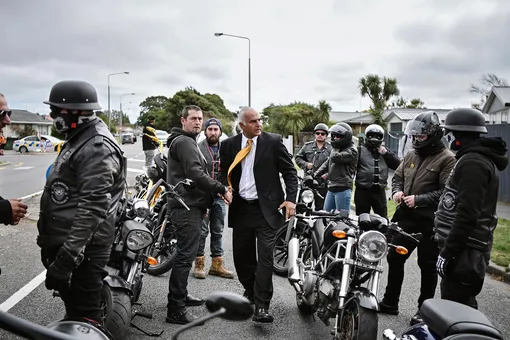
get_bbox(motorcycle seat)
[420,299,503,340]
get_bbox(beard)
[206,135,219,145]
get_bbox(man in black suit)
[220,107,298,323]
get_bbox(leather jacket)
[37,118,126,261]
[355,145,401,189]
[434,137,508,257]
[315,143,358,190]
[294,141,332,186]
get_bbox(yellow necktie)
[227,139,253,187]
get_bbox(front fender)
[103,275,133,296]
[348,287,379,311]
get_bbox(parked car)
[13,135,63,153]
[121,132,135,144]
[155,130,169,145]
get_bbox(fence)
[486,124,510,202]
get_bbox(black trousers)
[314,187,328,211]
[167,207,205,310]
[354,186,388,218]
[232,199,276,309]
[382,221,438,308]
[44,244,110,322]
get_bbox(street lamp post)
[107,71,130,129]
[119,93,136,134]
[214,32,251,107]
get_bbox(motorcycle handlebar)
[158,180,190,211]
[387,223,423,244]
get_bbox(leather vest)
[434,153,498,252]
[355,146,389,189]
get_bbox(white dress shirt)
[239,134,258,200]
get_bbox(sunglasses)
[0,110,12,118]
[315,132,326,136]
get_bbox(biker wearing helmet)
[294,123,332,209]
[435,108,508,309]
[354,124,400,218]
[379,111,456,326]
[37,80,126,328]
[314,123,358,212]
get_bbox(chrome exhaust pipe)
[287,237,301,283]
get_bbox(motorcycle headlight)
[357,230,388,262]
[126,229,154,251]
[301,189,314,204]
[132,199,150,219]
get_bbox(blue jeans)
[324,189,352,212]
[197,198,226,257]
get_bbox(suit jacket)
[220,132,298,229]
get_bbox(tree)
[470,73,508,108]
[389,96,426,109]
[11,125,37,138]
[137,87,235,135]
[261,100,332,145]
[358,74,400,126]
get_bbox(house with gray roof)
[482,86,510,124]
[2,109,53,138]
[329,111,361,123]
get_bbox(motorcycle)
[383,298,504,340]
[0,291,252,340]
[286,206,422,339]
[273,174,323,276]
[100,178,191,339]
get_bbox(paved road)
[0,144,509,339]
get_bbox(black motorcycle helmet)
[44,80,101,133]
[329,123,353,149]
[441,108,487,150]
[364,124,385,149]
[44,80,101,111]
[314,123,329,135]
[404,111,443,149]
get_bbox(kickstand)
[130,308,164,337]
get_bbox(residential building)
[482,86,510,124]
[1,110,53,138]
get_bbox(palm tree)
[280,110,306,147]
[358,74,400,126]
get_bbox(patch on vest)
[441,191,456,211]
[51,181,70,205]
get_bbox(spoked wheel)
[146,203,177,276]
[334,299,378,340]
[272,220,309,277]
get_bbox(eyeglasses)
[0,110,12,118]
[315,132,326,136]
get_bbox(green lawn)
[385,199,510,267]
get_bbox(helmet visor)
[405,119,434,136]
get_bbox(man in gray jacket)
[192,118,234,279]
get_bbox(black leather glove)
[45,247,81,291]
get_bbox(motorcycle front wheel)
[146,203,177,276]
[335,299,378,340]
[272,220,308,277]
[101,285,131,340]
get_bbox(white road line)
[127,168,144,173]
[127,158,145,163]
[13,166,34,170]
[20,190,44,200]
[0,270,46,312]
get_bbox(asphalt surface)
[0,142,509,339]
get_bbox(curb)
[486,261,510,283]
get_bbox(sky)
[1,0,509,124]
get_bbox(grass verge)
[385,199,510,267]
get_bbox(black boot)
[166,307,203,325]
[378,299,399,315]
[410,310,423,326]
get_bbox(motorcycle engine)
[316,279,337,323]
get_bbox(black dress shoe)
[410,311,423,326]
[243,291,255,305]
[252,308,274,323]
[166,308,204,325]
[379,300,399,315]
[185,294,205,306]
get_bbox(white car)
[13,135,63,153]
[155,130,169,145]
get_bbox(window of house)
[502,110,508,124]
[390,122,403,132]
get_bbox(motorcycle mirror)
[205,292,253,321]
[303,175,314,186]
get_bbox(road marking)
[128,158,145,163]
[127,168,144,173]
[20,190,44,200]
[0,270,46,312]
[13,166,34,170]
[14,162,23,167]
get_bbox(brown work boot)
[208,257,234,279]
[192,256,206,279]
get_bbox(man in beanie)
[192,117,234,279]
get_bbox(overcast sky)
[1,0,509,123]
